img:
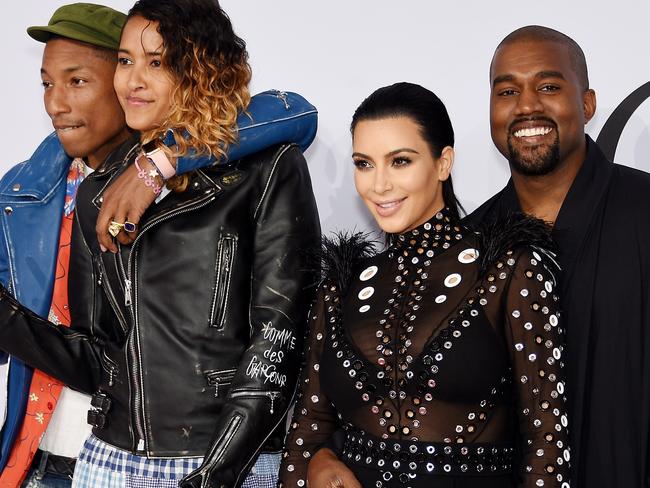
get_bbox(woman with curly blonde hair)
[74,0,319,486]
[129,0,253,193]
[0,0,320,487]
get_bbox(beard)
[506,131,560,176]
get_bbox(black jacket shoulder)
[470,212,556,276]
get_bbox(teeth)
[514,127,552,138]
[58,126,80,132]
[378,201,400,208]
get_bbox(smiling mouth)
[127,96,151,106]
[374,198,406,216]
[513,126,553,138]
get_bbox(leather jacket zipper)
[108,242,146,452]
[100,349,119,387]
[124,280,132,307]
[230,389,281,414]
[131,249,147,453]
[205,368,237,397]
[192,413,243,482]
[231,386,294,487]
[114,246,131,308]
[122,186,219,454]
[209,234,237,329]
[188,367,292,487]
[109,242,146,452]
[96,256,129,333]
[114,243,147,453]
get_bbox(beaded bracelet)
[144,156,165,181]
[134,156,162,195]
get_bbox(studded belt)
[340,429,514,479]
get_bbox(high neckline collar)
[389,207,463,262]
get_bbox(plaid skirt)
[72,435,280,488]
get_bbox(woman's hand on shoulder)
[96,159,162,253]
[307,448,361,488]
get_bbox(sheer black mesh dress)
[279,209,570,488]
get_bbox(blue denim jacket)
[0,90,317,470]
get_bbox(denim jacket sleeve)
[173,90,318,175]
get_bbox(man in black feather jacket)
[468,25,650,488]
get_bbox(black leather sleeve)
[180,144,321,488]
[0,214,103,393]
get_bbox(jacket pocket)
[229,388,282,414]
[100,349,119,387]
[205,368,237,397]
[209,234,237,329]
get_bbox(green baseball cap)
[27,3,126,51]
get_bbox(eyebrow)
[537,70,566,81]
[492,74,515,87]
[118,48,162,56]
[352,148,420,159]
[387,148,419,157]
[492,70,566,88]
[40,66,84,76]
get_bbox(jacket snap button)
[4,207,12,215]
[12,184,20,192]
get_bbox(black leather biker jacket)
[0,136,320,487]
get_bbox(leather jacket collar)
[87,135,230,225]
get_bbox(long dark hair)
[350,82,464,220]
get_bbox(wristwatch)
[141,140,176,180]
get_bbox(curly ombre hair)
[127,0,251,190]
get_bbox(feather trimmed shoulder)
[321,232,378,295]
[471,212,558,276]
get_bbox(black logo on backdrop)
[596,81,650,160]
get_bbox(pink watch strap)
[145,147,176,180]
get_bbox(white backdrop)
[2,1,649,234]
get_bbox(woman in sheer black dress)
[279,83,570,488]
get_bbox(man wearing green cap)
[0,3,318,487]
[27,1,125,50]
[0,5,129,486]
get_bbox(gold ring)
[108,221,124,237]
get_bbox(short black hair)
[495,25,589,90]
